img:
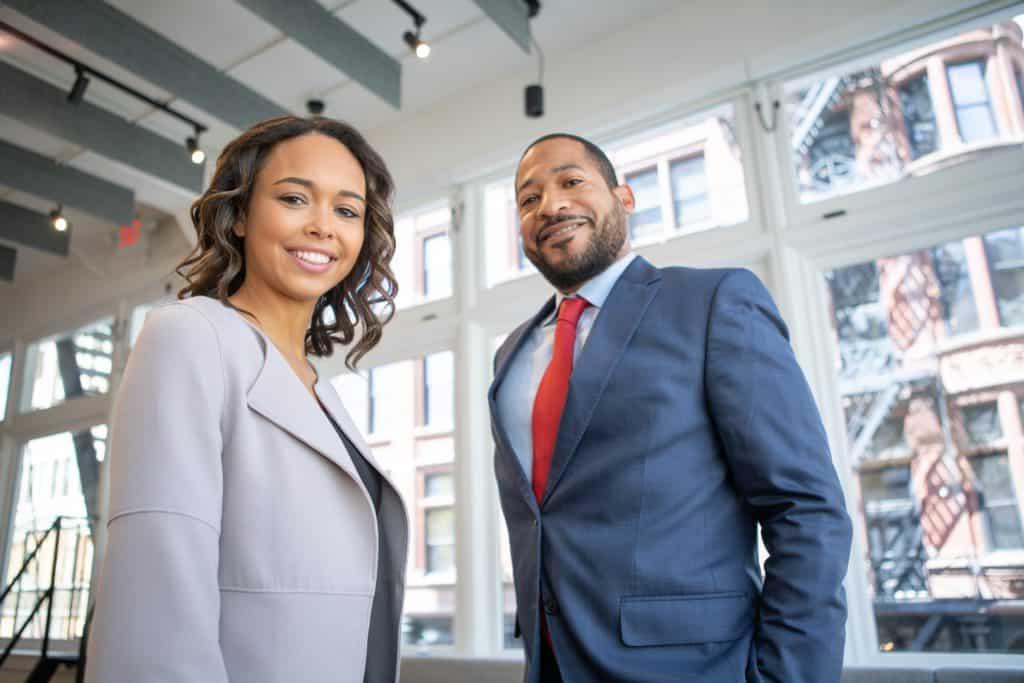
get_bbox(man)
[489,133,853,683]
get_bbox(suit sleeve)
[86,304,229,683]
[705,270,853,683]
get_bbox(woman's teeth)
[292,250,331,265]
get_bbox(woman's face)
[234,132,367,305]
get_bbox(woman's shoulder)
[145,296,249,340]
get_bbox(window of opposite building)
[624,166,661,243]
[393,202,452,309]
[898,74,939,159]
[824,223,1024,654]
[984,227,1024,327]
[971,453,1024,551]
[669,153,711,230]
[786,16,1023,205]
[947,60,1000,144]
[421,232,452,300]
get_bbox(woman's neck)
[228,281,314,365]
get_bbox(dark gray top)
[323,410,398,683]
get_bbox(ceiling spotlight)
[403,31,430,59]
[67,67,90,105]
[49,205,69,232]
[307,99,325,117]
[394,0,430,59]
[186,136,205,165]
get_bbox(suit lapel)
[245,329,364,487]
[541,257,662,506]
[489,297,556,506]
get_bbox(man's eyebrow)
[272,176,365,203]
[516,164,585,195]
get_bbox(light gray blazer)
[85,296,408,683]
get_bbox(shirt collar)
[543,252,638,326]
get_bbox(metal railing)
[0,516,92,672]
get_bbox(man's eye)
[520,196,536,208]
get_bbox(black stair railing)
[0,516,91,680]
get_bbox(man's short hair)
[520,133,619,189]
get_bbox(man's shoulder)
[656,264,751,294]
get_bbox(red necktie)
[531,296,590,504]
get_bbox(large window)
[20,319,114,413]
[332,351,457,649]
[787,17,1024,204]
[824,224,1024,653]
[947,61,999,144]
[1,427,105,642]
[0,351,11,422]
[422,233,452,299]
[669,154,711,230]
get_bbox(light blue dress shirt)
[496,252,638,482]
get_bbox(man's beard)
[525,201,628,292]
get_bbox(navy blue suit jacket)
[489,257,853,683]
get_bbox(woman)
[85,116,408,683]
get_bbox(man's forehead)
[516,138,590,186]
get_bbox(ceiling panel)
[229,39,346,117]
[104,0,281,71]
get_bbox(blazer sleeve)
[705,269,853,683]
[85,303,229,683]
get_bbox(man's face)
[514,138,634,293]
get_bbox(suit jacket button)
[543,598,558,615]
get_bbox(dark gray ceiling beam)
[0,201,70,256]
[472,0,531,53]
[5,0,288,130]
[0,245,15,282]
[236,0,402,108]
[0,62,203,194]
[0,141,133,226]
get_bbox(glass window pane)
[0,351,11,422]
[985,227,1024,327]
[669,154,711,229]
[930,241,979,337]
[423,351,454,429]
[625,167,662,242]
[824,224,1024,653]
[787,18,1023,204]
[972,454,1024,550]
[332,352,456,650]
[898,75,939,159]
[393,203,451,309]
[21,318,114,413]
[422,233,452,299]
[961,402,1002,446]
[1,427,104,641]
[954,104,999,144]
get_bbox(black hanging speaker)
[525,84,544,118]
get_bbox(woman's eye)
[565,178,582,187]
[279,194,305,206]
[336,207,359,219]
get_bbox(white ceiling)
[0,0,680,287]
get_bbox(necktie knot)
[557,296,590,326]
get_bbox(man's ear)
[612,184,636,215]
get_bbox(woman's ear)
[232,213,246,238]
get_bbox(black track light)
[49,205,69,232]
[307,99,325,116]
[186,135,205,165]
[394,0,430,59]
[67,68,89,104]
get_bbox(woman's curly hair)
[176,115,397,369]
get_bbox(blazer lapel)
[315,379,389,480]
[541,257,663,506]
[245,330,363,487]
[488,297,556,505]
